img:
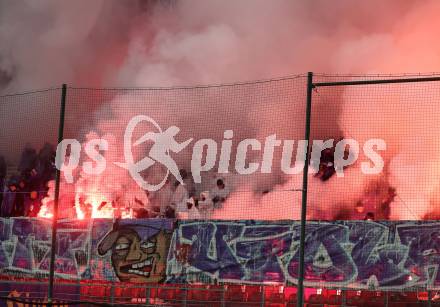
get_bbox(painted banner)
[167,221,419,290]
[1,218,440,293]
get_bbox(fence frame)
[25,74,440,306]
[47,84,67,303]
[295,73,440,307]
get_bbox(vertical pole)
[111,282,115,305]
[260,286,265,307]
[220,286,225,307]
[297,72,313,307]
[48,84,67,303]
[145,286,150,306]
[183,287,187,307]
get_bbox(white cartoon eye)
[115,243,130,250]
[141,241,155,250]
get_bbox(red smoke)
[3,0,440,220]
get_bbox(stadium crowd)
[0,144,232,219]
[122,169,231,220]
[0,143,56,218]
[1,142,386,220]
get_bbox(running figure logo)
[115,115,193,191]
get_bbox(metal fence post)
[111,282,115,305]
[48,84,67,303]
[220,286,225,307]
[145,286,150,306]
[297,72,313,307]
[184,287,188,307]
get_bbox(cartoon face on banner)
[98,220,172,283]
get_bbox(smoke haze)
[2,0,440,220]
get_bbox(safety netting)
[2,73,440,305]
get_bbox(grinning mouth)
[120,257,154,277]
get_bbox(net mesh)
[0,89,60,169]
[310,74,440,221]
[0,89,60,216]
[1,74,440,303]
[0,88,60,301]
[57,76,306,220]
[4,75,439,222]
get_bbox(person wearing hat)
[97,219,172,283]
